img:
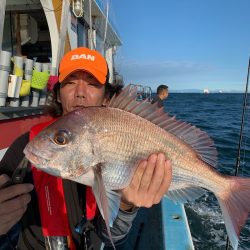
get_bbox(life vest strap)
[29,119,97,249]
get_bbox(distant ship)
[203,88,209,94]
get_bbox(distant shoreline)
[162,91,245,94]
[152,92,245,94]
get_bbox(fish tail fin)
[216,177,250,250]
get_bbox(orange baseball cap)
[59,47,108,84]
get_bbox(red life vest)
[30,119,97,248]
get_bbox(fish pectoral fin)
[166,186,206,203]
[106,190,121,227]
[92,164,120,249]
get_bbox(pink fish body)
[24,86,250,249]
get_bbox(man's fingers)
[147,153,166,195]
[138,154,157,193]
[0,174,11,188]
[119,160,147,206]
[1,206,27,224]
[153,159,172,204]
[0,184,33,203]
[0,193,31,215]
[0,207,27,235]
[120,154,172,208]
[130,160,147,191]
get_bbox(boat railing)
[161,197,195,250]
[128,84,153,102]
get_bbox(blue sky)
[110,0,250,92]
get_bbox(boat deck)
[124,198,194,250]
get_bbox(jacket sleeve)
[95,207,138,248]
[0,223,21,250]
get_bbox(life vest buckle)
[75,217,94,235]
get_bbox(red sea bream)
[24,86,250,249]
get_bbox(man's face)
[59,71,106,114]
[161,89,169,100]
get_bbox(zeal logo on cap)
[59,47,108,84]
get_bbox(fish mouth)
[24,145,50,168]
[24,147,62,176]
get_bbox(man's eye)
[61,81,76,88]
[89,82,101,88]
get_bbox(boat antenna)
[225,57,250,250]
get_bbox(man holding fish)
[0,47,172,249]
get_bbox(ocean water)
[164,93,250,250]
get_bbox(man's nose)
[75,82,86,98]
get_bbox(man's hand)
[0,174,33,235]
[120,153,172,210]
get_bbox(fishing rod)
[225,57,250,250]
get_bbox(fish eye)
[53,130,70,145]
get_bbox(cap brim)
[59,65,107,84]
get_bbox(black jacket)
[151,95,164,108]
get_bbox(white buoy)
[0,50,11,106]
[9,56,24,107]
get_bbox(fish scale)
[65,108,229,193]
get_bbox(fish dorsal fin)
[108,85,217,167]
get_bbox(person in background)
[151,84,169,108]
[0,47,172,250]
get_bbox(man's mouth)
[71,106,86,112]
